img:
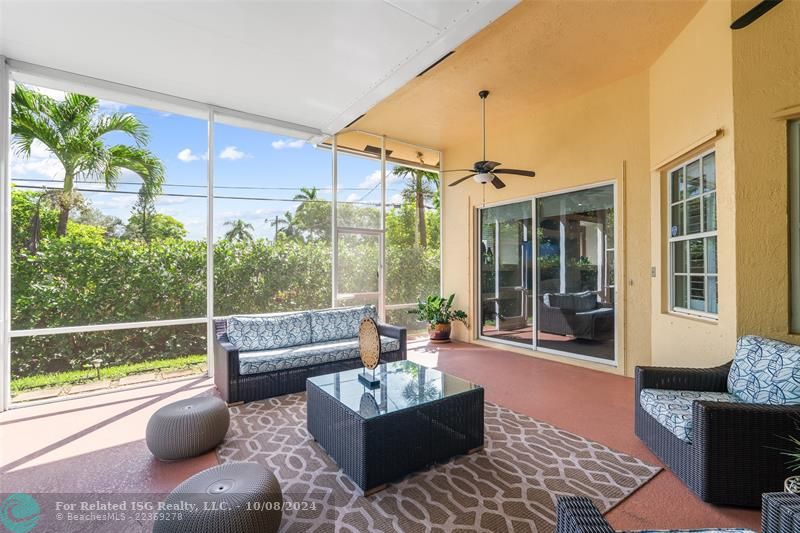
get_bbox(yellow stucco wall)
[431,0,796,376]
[731,0,800,342]
[648,0,737,368]
[442,70,652,376]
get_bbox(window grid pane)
[673,241,687,274]
[686,160,701,198]
[686,197,702,234]
[706,236,717,274]
[703,153,716,192]
[704,192,717,232]
[689,275,706,312]
[674,275,688,309]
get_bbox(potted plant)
[411,294,467,343]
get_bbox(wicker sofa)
[555,496,760,533]
[635,335,800,507]
[214,305,406,403]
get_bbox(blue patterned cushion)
[239,335,400,375]
[310,305,378,343]
[639,389,741,443]
[623,528,756,533]
[227,312,311,352]
[728,335,800,405]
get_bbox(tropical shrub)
[9,187,440,380]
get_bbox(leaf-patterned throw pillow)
[728,335,800,405]
[227,312,312,352]
[311,306,378,343]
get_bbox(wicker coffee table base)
[307,380,484,494]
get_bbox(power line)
[11,177,410,193]
[11,184,436,209]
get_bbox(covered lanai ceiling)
[351,0,706,151]
[0,0,518,140]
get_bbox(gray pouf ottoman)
[153,462,283,533]
[146,396,229,460]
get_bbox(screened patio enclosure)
[0,63,441,409]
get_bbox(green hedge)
[11,233,439,379]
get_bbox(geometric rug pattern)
[218,393,660,533]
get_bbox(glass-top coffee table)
[306,360,484,494]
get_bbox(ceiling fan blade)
[731,0,782,29]
[477,160,502,171]
[448,174,476,187]
[491,176,506,189]
[493,168,536,177]
[441,169,475,173]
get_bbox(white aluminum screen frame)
[0,58,443,410]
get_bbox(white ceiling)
[0,0,517,141]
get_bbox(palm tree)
[223,219,254,242]
[293,186,330,241]
[11,85,165,236]
[392,165,439,248]
[293,187,319,202]
[269,211,298,240]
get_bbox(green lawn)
[11,354,206,393]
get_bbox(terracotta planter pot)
[429,322,452,343]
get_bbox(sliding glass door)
[536,185,615,360]
[478,184,616,363]
[479,201,534,346]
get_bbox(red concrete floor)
[0,341,761,531]
[416,341,761,532]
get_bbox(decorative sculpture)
[358,317,381,389]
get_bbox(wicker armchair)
[555,496,763,533]
[634,362,800,507]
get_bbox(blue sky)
[10,83,405,240]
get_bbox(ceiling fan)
[445,90,535,190]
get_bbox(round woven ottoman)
[152,462,283,533]
[146,396,229,461]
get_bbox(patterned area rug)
[218,394,660,533]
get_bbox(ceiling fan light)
[474,172,493,184]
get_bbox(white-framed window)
[668,150,718,317]
[789,120,800,332]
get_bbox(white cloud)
[177,148,209,163]
[177,148,200,162]
[157,196,190,206]
[271,139,305,150]
[358,170,381,189]
[219,145,247,160]
[351,169,402,190]
[9,140,64,180]
[29,141,53,159]
[345,193,360,203]
[98,100,127,112]
[390,193,403,205]
[86,193,136,211]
